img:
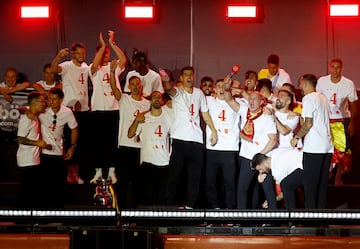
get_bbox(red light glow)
[21,6,50,18]
[330,4,359,17]
[124,6,154,18]
[227,5,257,18]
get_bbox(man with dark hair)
[109,60,150,208]
[33,63,61,93]
[124,51,163,98]
[291,74,333,209]
[256,78,275,103]
[16,91,49,207]
[258,54,292,94]
[39,88,78,207]
[161,66,218,209]
[200,76,214,96]
[128,91,172,206]
[317,58,358,185]
[251,148,303,210]
[89,31,127,184]
[51,41,89,184]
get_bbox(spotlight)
[21,6,50,18]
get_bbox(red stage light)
[21,6,50,18]
[124,5,154,18]
[330,4,359,17]
[227,5,257,18]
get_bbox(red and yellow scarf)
[240,107,263,142]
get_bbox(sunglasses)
[53,114,57,125]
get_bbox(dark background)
[1,0,360,86]
[0,0,360,207]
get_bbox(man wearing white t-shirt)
[33,63,61,93]
[110,60,150,208]
[316,58,358,185]
[251,148,303,210]
[274,89,300,148]
[224,78,277,209]
[16,92,49,207]
[124,51,163,98]
[39,88,78,208]
[128,91,172,206]
[205,79,239,209]
[89,31,127,184]
[161,66,218,209]
[291,74,333,209]
[258,54,292,95]
[51,42,90,183]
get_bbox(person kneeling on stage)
[251,148,303,210]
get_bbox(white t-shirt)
[302,92,333,153]
[136,109,172,166]
[16,115,41,167]
[258,68,292,90]
[35,80,56,91]
[170,87,208,144]
[90,63,123,111]
[118,94,150,148]
[316,75,358,119]
[239,105,277,159]
[269,148,303,183]
[59,61,90,111]
[206,96,240,151]
[39,105,78,156]
[124,69,163,97]
[275,111,299,148]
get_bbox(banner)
[0,90,30,138]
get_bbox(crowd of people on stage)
[0,31,358,211]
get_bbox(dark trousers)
[237,156,277,209]
[40,154,66,208]
[205,150,237,209]
[17,165,42,208]
[138,162,169,207]
[303,152,332,208]
[64,111,90,180]
[280,168,303,210]
[89,110,119,170]
[237,156,257,209]
[166,139,204,207]
[116,146,140,208]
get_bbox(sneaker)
[77,177,84,184]
[185,205,193,210]
[108,174,117,184]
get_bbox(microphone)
[230,64,240,78]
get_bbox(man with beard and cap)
[128,91,172,207]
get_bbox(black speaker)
[121,229,153,249]
[71,229,122,249]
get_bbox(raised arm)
[224,76,240,112]
[90,32,106,75]
[109,59,122,101]
[159,69,176,97]
[108,30,127,70]
[51,48,69,74]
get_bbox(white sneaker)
[90,168,103,184]
[77,177,84,184]
[108,174,117,184]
